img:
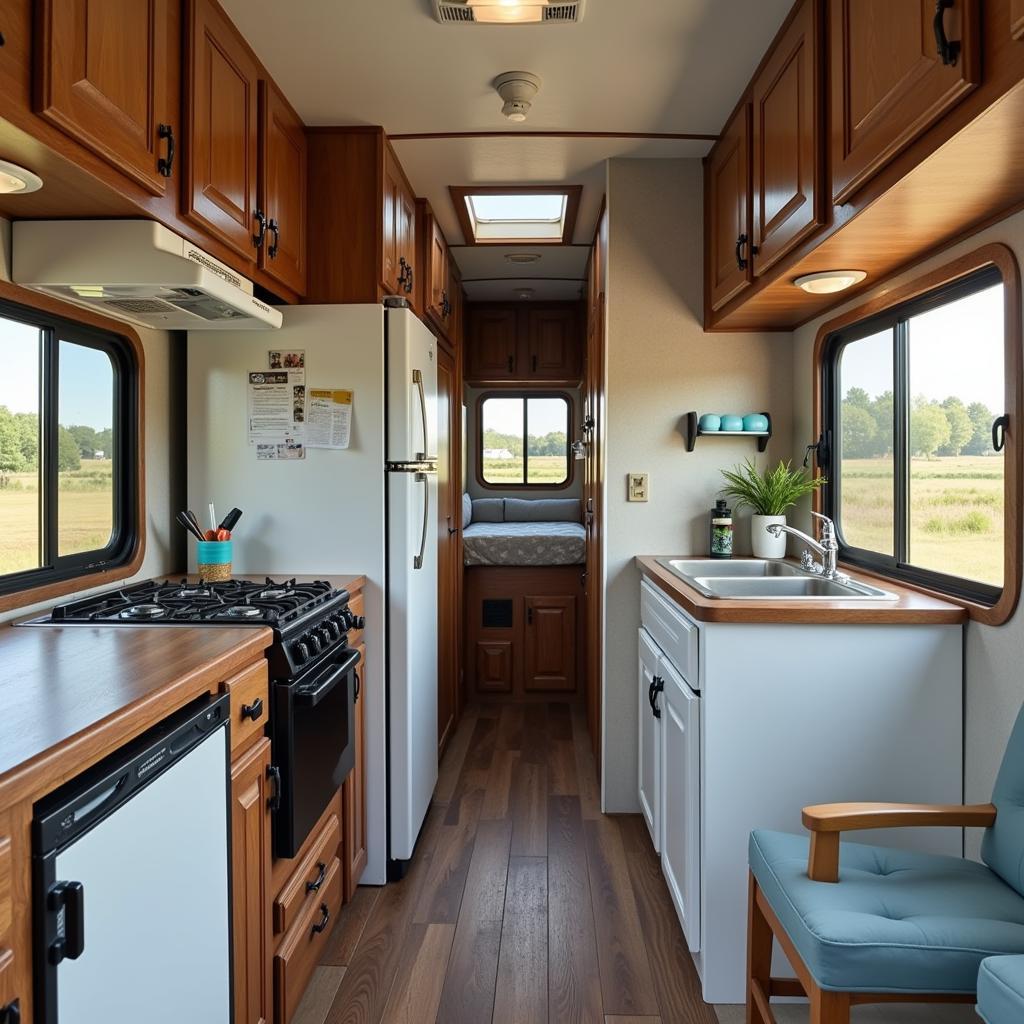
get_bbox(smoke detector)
[494,71,542,122]
[434,1,585,25]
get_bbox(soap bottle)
[709,499,733,559]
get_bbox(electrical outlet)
[627,473,649,502]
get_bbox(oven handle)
[293,647,362,708]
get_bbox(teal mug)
[197,540,232,583]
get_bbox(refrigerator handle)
[414,472,430,570]
[412,368,429,461]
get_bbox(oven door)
[272,645,361,858]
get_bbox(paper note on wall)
[306,389,353,450]
[247,370,305,459]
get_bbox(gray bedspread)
[462,521,586,566]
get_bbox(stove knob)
[317,625,332,646]
[293,641,310,665]
[351,614,366,631]
[326,618,342,640]
[307,633,322,655]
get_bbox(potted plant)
[720,459,826,558]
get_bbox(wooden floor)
[300,702,718,1024]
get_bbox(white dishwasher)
[33,693,233,1024]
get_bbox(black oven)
[270,645,361,858]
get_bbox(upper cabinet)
[426,211,451,332]
[35,0,179,196]
[259,80,308,296]
[384,145,417,300]
[706,103,752,311]
[527,307,581,380]
[750,0,823,276]
[1015,0,1024,41]
[465,305,519,381]
[830,0,980,205]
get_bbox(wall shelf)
[684,411,772,453]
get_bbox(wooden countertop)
[636,556,968,624]
[0,624,272,806]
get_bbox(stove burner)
[258,588,291,599]
[216,606,265,619]
[174,586,214,599]
[120,604,166,620]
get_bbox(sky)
[482,395,569,436]
[0,321,113,429]
[841,283,1004,410]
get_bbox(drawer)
[274,858,341,1024]
[273,813,341,935]
[348,591,365,646]
[0,835,10,938]
[223,661,269,756]
[641,577,699,685]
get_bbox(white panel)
[640,578,698,686]
[386,307,438,463]
[638,627,662,853]
[56,730,230,1024]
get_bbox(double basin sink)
[655,558,897,601]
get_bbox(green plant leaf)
[719,458,826,516]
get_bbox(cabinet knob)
[240,697,264,722]
[253,210,268,249]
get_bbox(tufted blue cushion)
[750,830,1024,994]
[982,704,1024,897]
[977,955,1024,1023]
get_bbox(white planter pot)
[751,514,787,559]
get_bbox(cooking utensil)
[185,510,204,537]
[208,502,218,534]
[214,528,231,542]
[176,511,206,542]
[218,508,243,532]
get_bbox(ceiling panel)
[452,243,589,280]
[463,277,585,302]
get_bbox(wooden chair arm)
[802,803,997,882]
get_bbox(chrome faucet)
[766,512,847,582]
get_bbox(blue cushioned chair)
[977,955,1024,1022]
[746,703,1024,1024]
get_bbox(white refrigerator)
[187,301,439,881]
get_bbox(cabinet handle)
[399,256,409,291]
[649,675,664,719]
[735,232,749,271]
[268,219,280,259]
[531,354,538,373]
[527,606,533,625]
[311,902,331,935]
[306,861,327,894]
[267,764,282,812]
[507,354,514,373]
[253,210,268,249]
[240,696,264,722]
[354,669,361,703]
[0,1000,20,1024]
[157,123,175,178]
[406,261,414,294]
[933,0,960,66]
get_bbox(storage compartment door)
[387,308,438,463]
[638,628,663,853]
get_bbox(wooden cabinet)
[342,642,367,900]
[384,145,417,300]
[706,103,752,311]
[465,304,583,384]
[524,595,576,692]
[1015,0,1024,40]
[259,80,307,295]
[830,0,980,204]
[466,305,519,380]
[527,307,581,380]
[751,0,823,276]
[273,813,341,936]
[185,0,262,261]
[475,642,514,693]
[35,0,178,196]
[447,259,464,353]
[223,660,269,758]
[0,949,15,1024]
[231,736,272,1024]
[426,213,451,332]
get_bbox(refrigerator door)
[387,306,438,464]
[386,468,439,866]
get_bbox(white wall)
[790,209,1024,858]
[602,158,793,811]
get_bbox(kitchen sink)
[655,558,897,601]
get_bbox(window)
[0,299,138,597]
[450,186,581,245]
[479,392,572,487]
[820,252,1019,616]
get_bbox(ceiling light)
[793,270,867,294]
[0,159,43,195]
[467,0,546,23]
[493,71,541,122]
[505,252,542,264]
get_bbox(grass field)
[840,454,1004,586]
[0,460,113,574]
[482,455,569,486]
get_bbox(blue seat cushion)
[750,830,1024,994]
[978,956,1024,1023]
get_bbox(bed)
[462,496,585,567]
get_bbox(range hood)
[12,220,283,330]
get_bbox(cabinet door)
[446,261,463,352]
[382,155,401,295]
[1015,0,1024,40]
[466,306,518,381]
[830,0,980,204]
[475,642,514,694]
[751,0,823,276]
[231,737,272,1024]
[524,595,576,692]
[259,80,307,295]
[437,347,460,753]
[660,660,700,953]
[638,629,662,853]
[342,643,367,900]
[397,185,418,304]
[706,103,752,311]
[527,307,581,380]
[186,0,261,261]
[36,0,175,195]
[427,218,450,328]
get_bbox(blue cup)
[698,413,721,432]
[197,540,232,582]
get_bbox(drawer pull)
[241,697,264,722]
[311,902,330,936]
[0,1000,20,1024]
[306,861,327,894]
[267,765,282,813]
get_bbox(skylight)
[451,186,581,245]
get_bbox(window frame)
[0,288,144,610]
[813,244,1022,625]
[450,185,582,246]
[476,390,575,491]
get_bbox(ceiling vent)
[434,1,585,25]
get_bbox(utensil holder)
[197,540,232,583]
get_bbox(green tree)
[93,427,113,457]
[965,401,995,456]
[910,401,951,458]
[844,386,872,410]
[870,391,894,455]
[57,425,81,472]
[0,407,25,485]
[841,403,877,458]
[13,412,39,469]
[938,397,973,456]
[67,424,97,459]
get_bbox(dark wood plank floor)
[302,702,717,1024]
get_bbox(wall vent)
[434,1,585,25]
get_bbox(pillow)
[504,498,582,523]
[462,493,473,528]
[472,498,505,522]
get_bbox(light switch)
[627,473,649,502]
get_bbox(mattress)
[462,521,586,567]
